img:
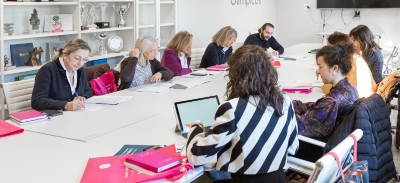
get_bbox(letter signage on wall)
[230,0,262,7]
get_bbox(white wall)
[177,0,276,49]
[276,0,400,48]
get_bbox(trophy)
[94,32,109,55]
[113,3,130,27]
[95,3,110,29]
[80,4,84,30]
[84,3,97,30]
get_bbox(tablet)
[174,95,220,137]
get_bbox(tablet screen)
[174,96,220,134]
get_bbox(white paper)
[85,96,133,105]
[172,77,210,89]
[279,55,307,61]
[191,70,224,75]
[77,104,107,112]
[136,82,175,93]
[43,14,73,32]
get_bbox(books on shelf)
[9,109,48,125]
[205,65,229,71]
[0,120,24,138]
[125,149,182,173]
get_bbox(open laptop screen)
[174,95,220,134]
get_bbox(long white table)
[0,43,326,183]
[20,74,228,142]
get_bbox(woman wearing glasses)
[161,31,193,76]
[32,39,92,111]
[118,35,174,90]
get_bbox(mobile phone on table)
[42,110,63,117]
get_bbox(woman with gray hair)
[118,35,174,90]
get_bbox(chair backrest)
[0,79,35,115]
[308,129,363,183]
[249,30,258,35]
[383,43,400,77]
[190,48,205,69]
[231,42,243,53]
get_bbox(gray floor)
[193,105,400,183]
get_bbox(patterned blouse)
[130,61,153,88]
[292,78,358,139]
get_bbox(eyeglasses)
[72,56,89,64]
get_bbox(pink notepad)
[125,149,182,173]
[0,120,24,138]
[205,65,229,71]
[9,109,47,123]
[282,87,313,94]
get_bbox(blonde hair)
[133,35,158,64]
[165,31,193,57]
[212,26,237,47]
[52,39,91,62]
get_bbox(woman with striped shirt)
[184,45,299,182]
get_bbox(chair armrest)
[286,156,314,176]
[298,135,326,147]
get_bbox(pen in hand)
[74,91,85,109]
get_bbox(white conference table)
[19,74,227,142]
[0,43,326,183]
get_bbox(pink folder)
[0,120,24,138]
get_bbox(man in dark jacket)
[244,23,284,55]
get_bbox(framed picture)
[47,41,65,61]
[10,43,34,67]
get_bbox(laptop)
[174,95,220,138]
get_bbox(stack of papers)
[281,80,313,94]
[136,82,175,93]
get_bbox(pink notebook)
[80,145,181,183]
[206,65,229,71]
[125,149,182,173]
[282,87,313,94]
[0,120,24,138]
[9,109,47,123]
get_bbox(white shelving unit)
[135,0,177,59]
[0,0,177,119]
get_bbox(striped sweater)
[185,95,299,175]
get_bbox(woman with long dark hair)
[184,45,299,182]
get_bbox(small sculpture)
[80,4,85,29]
[51,15,64,33]
[4,55,16,71]
[85,3,97,29]
[26,47,43,66]
[3,23,16,36]
[29,9,42,34]
[37,47,44,62]
[113,3,130,27]
[4,55,9,67]
[30,9,40,30]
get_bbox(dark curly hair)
[226,45,284,116]
[316,44,354,75]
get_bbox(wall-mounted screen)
[317,0,400,9]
